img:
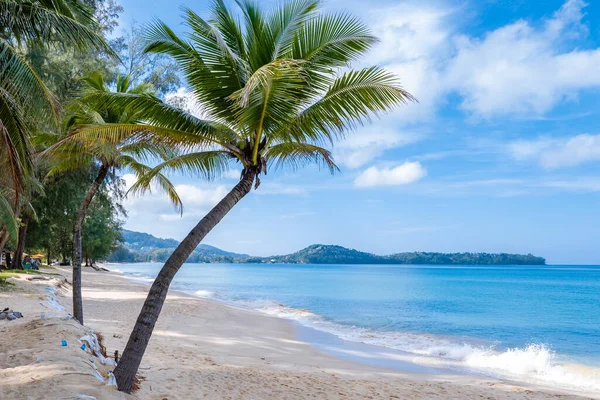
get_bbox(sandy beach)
[0,266,596,400]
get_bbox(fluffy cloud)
[367,0,600,119]
[367,3,452,122]
[445,0,600,117]
[354,162,427,187]
[508,134,600,169]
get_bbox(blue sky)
[116,0,600,264]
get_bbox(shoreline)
[0,265,596,399]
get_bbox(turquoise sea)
[109,262,600,391]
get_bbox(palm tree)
[44,71,183,324]
[0,0,112,258]
[67,0,415,391]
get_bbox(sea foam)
[215,295,600,392]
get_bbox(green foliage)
[25,165,124,262]
[0,0,114,238]
[82,192,123,261]
[113,22,181,97]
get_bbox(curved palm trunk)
[10,214,29,270]
[73,163,109,324]
[114,170,256,393]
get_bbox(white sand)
[0,266,596,400]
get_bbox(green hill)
[107,230,247,263]
[267,245,546,265]
[107,231,546,265]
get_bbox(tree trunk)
[0,227,8,253]
[114,169,256,393]
[73,163,109,325]
[11,214,30,270]
[0,228,8,269]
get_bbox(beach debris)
[45,287,57,294]
[35,356,44,362]
[80,331,117,366]
[61,340,68,346]
[114,350,119,363]
[74,395,97,400]
[44,296,66,311]
[106,371,117,386]
[63,371,105,383]
[0,309,24,321]
[80,343,87,351]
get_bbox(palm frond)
[72,91,241,149]
[0,188,18,240]
[281,66,416,145]
[0,0,115,55]
[269,0,319,59]
[0,85,33,198]
[235,0,275,71]
[0,39,59,123]
[211,0,247,61]
[121,157,184,214]
[132,150,233,187]
[265,141,338,174]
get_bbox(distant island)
[106,230,546,265]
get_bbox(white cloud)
[354,162,427,187]
[444,0,600,117]
[508,134,600,169]
[223,169,241,179]
[540,178,600,191]
[334,129,421,168]
[367,0,600,119]
[367,3,453,122]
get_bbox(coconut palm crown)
[71,0,415,191]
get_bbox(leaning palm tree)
[0,0,112,255]
[68,0,414,391]
[44,71,183,324]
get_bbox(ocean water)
[108,262,600,391]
